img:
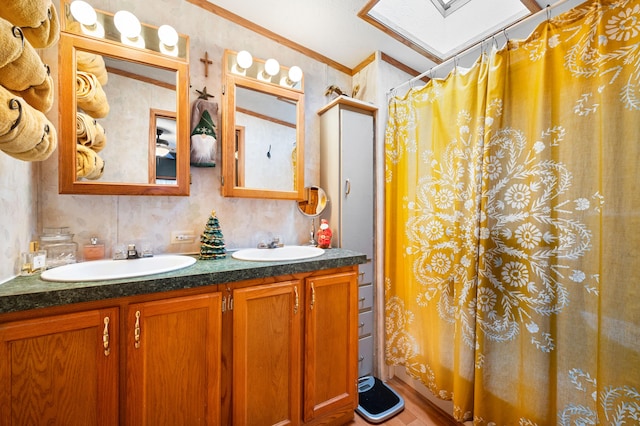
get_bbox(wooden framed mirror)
[221,50,304,200]
[58,3,190,195]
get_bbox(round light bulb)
[70,0,97,26]
[158,25,178,47]
[288,66,303,83]
[114,10,141,39]
[264,58,280,76]
[236,50,253,70]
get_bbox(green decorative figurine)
[199,210,226,260]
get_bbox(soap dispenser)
[316,219,333,249]
[83,237,105,261]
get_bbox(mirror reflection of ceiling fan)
[155,128,174,157]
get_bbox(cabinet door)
[0,308,119,426]
[233,281,302,426]
[340,107,374,257]
[304,272,358,422]
[126,293,222,425]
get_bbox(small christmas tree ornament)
[199,210,227,260]
[316,219,332,249]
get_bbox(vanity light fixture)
[158,24,179,56]
[69,0,104,38]
[114,10,145,48]
[259,58,280,82]
[281,65,303,87]
[233,50,253,75]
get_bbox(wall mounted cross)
[200,52,213,77]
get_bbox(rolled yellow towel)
[21,2,60,49]
[0,85,56,161]
[0,26,48,93]
[76,50,108,86]
[7,122,57,162]
[10,67,54,113]
[76,144,105,180]
[76,71,110,118]
[0,0,50,28]
[76,112,106,152]
[0,17,26,69]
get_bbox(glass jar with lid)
[39,226,78,268]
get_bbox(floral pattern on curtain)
[384,0,640,424]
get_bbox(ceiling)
[197,0,587,77]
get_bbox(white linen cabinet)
[318,95,377,378]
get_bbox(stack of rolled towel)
[75,111,106,179]
[74,50,109,180]
[0,0,59,162]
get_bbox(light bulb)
[70,0,104,37]
[70,0,96,26]
[288,66,303,83]
[281,66,303,87]
[158,25,178,47]
[264,58,280,76]
[236,50,253,70]
[114,10,141,39]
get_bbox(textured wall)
[0,0,352,282]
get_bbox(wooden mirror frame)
[221,50,304,200]
[58,31,190,196]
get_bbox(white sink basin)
[232,245,324,262]
[40,255,196,282]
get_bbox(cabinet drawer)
[358,310,373,338]
[358,284,373,311]
[358,261,373,285]
[358,335,373,378]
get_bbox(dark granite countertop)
[0,248,366,315]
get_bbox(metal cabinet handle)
[294,286,299,314]
[345,179,351,195]
[310,283,315,310]
[134,310,141,349]
[102,316,110,356]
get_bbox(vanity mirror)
[58,1,190,195]
[221,49,304,200]
[297,186,328,246]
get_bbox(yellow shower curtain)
[385,0,640,424]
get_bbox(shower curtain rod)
[388,0,575,96]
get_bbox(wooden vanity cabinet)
[0,308,120,426]
[0,264,359,425]
[125,293,222,425]
[228,267,359,426]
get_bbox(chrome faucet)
[257,235,284,249]
[127,244,139,259]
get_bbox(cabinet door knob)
[345,179,351,195]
